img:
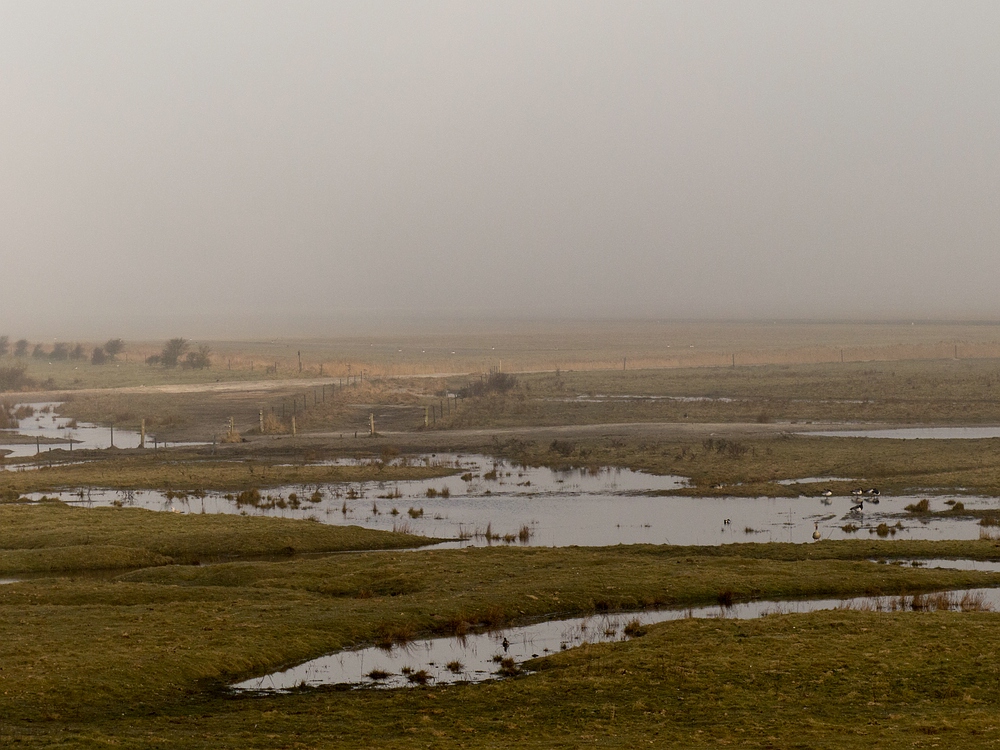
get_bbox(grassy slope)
[444,359,1000,428]
[27,611,1000,749]
[0,543,999,743]
[0,454,455,493]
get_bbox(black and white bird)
[851,488,865,496]
[866,488,880,496]
[849,501,864,513]
[821,489,833,497]
[812,522,821,541]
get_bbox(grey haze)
[2,1,998,337]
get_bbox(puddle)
[0,579,21,585]
[232,586,1000,692]
[0,402,201,457]
[22,455,1000,546]
[808,427,1000,440]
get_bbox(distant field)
[441,357,1000,429]
[27,353,1000,441]
[6,320,1000,391]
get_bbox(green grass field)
[6,326,1000,746]
[2,516,1000,746]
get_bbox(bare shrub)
[182,345,211,369]
[0,365,34,392]
[458,369,518,398]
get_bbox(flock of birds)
[812,487,881,540]
[821,486,880,512]
[723,487,882,541]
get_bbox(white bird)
[821,489,833,497]
[812,522,821,541]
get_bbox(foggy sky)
[3,1,999,337]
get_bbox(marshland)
[4,323,1000,746]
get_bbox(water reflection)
[0,402,201,457]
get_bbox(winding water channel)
[234,582,1000,692]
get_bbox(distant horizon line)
[7,315,1000,343]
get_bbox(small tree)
[31,344,46,359]
[13,340,28,357]
[70,343,85,360]
[0,336,8,356]
[104,339,125,360]
[160,338,188,367]
[91,347,108,365]
[50,343,69,361]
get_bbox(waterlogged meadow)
[4,531,1000,748]
[7,344,1000,745]
[13,451,1000,547]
